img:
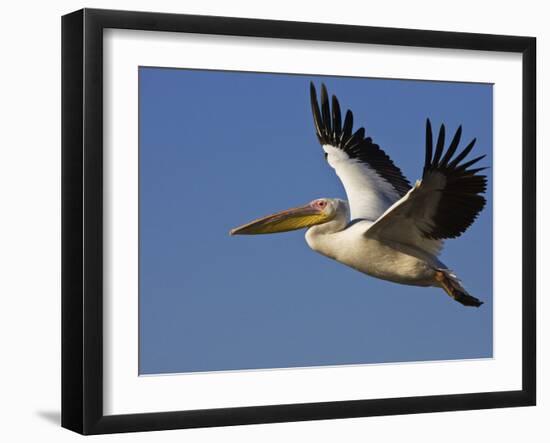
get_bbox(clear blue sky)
[139,67,493,375]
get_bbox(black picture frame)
[62,8,536,435]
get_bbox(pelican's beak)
[230,203,329,235]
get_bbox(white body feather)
[306,219,444,287]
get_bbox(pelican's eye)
[316,200,327,209]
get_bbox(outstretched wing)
[310,83,411,221]
[366,120,487,256]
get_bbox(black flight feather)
[331,95,341,140]
[424,119,433,173]
[440,125,462,167]
[341,110,353,143]
[432,124,446,166]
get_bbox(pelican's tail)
[434,269,483,307]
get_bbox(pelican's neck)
[306,217,348,236]
[304,200,349,258]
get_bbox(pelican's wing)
[365,120,487,256]
[310,83,411,221]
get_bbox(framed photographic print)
[61,8,536,435]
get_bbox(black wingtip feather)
[465,167,488,176]
[425,119,433,171]
[332,95,341,140]
[342,110,353,142]
[309,84,324,144]
[432,124,446,166]
[320,84,331,137]
[456,154,486,172]
[440,125,462,167]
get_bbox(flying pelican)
[230,83,487,307]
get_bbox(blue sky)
[139,67,493,375]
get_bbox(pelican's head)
[230,198,344,235]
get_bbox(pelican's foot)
[434,270,483,308]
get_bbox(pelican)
[230,83,487,307]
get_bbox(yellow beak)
[230,203,329,235]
